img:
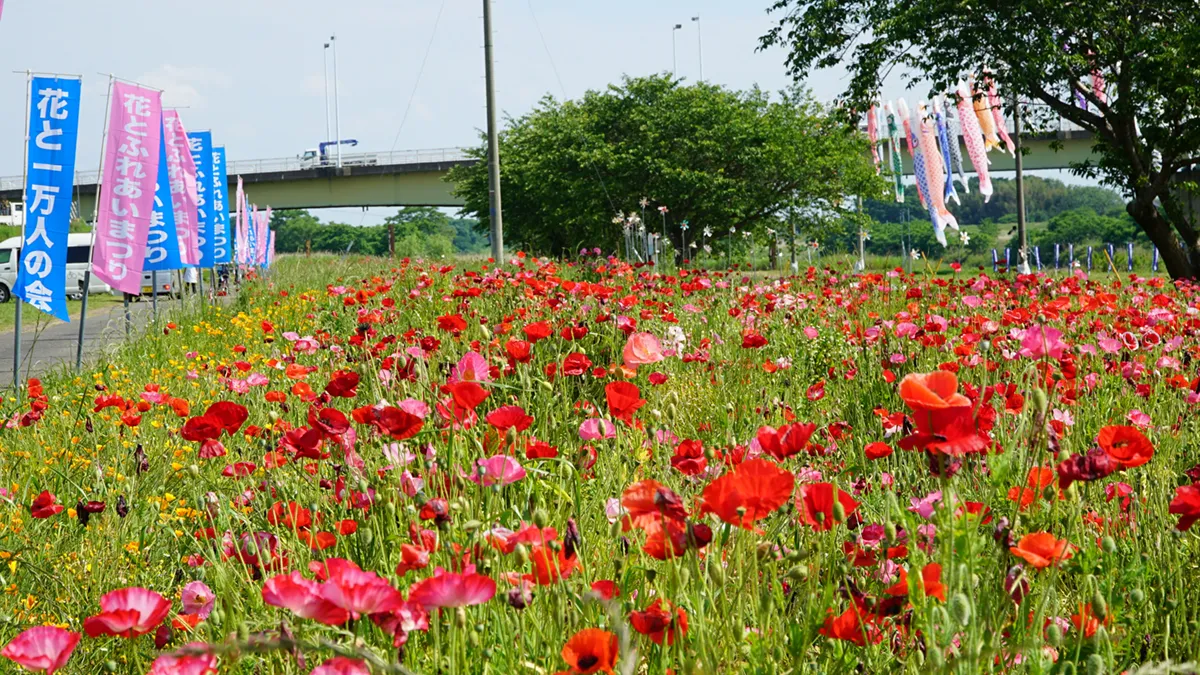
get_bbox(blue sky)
[0,1,1086,225]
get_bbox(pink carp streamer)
[955,81,993,202]
[867,104,881,173]
[986,78,1016,157]
[897,99,926,209]
[918,101,959,244]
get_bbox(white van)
[0,233,119,303]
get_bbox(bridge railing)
[0,147,473,192]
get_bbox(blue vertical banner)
[1127,242,1134,272]
[1153,247,1160,273]
[991,249,997,273]
[1034,246,1042,271]
[1069,243,1074,267]
[1054,243,1060,269]
[187,130,214,266]
[15,77,82,321]
[144,121,181,272]
[211,146,231,263]
[1087,246,1093,271]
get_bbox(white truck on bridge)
[299,140,379,169]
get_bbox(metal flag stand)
[77,75,113,371]
[11,71,32,400]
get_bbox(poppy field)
[2,253,1200,674]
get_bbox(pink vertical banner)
[257,209,270,265]
[163,110,200,266]
[235,175,245,264]
[93,82,163,294]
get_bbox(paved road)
[1,296,183,385]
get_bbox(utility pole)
[1012,90,1030,274]
[483,0,504,263]
[331,34,342,169]
[672,24,682,77]
[691,16,703,81]
[323,42,332,144]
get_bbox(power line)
[390,0,449,151]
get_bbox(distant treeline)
[269,208,487,257]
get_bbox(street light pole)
[691,16,703,81]
[1012,89,1030,274]
[672,24,682,77]
[331,34,342,169]
[483,0,504,264]
[322,42,332,144]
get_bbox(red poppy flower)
[605,381,645,424]
[590,580,619,600]
[1055,447,1118,489]
[486,405,534,432]
[670,439,707,476]
[30,490,64,518]
[181,416,222,443]
[83,587,172,638]
[741,330,767,349]
[819,606,883,646]
[449,381,490,411]
[561,628,618,674]
[562,352,593,377]
[756,423,817,460]
[1007,466,1056,511]
[1169,484,1200,531]
[629,598,688,645]
[523,321,553,342]
[1,625,81,674]
[324,370,361,398]
[505,339,533,363]
[897,371,989,457]
[1010,532,1073,569]
[864,442,893,460]
[620,480,688,531]
[353,405,424,441]
[437,313,468,334]
[884,563,946,602]
[1097,425,1154,469]
[700,458,794,529]
[309,406,351,437]
[204,401,248,435]
[798,482,859,531]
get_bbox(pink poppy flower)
[398,398,430,419]
[1126,410,1151,428]
[623,332,665,368]
[180,581,214,619]
[1019,326,1067,360]
[579,418,616,440]
[310,657,370,675]
[83,587,172,638]
[449,351,491,384]
[467,455,526,487]
[1,626,81,674]
[319,559,404,618]
[407,566,497,608]
[261,572,349,625]
[147,644,218,675]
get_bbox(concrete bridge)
[0,131,1100,217]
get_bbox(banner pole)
[12,71,31,399]
[123,294,131,337]
[151,270,158,321]
[77,75,113,372]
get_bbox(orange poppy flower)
[885,563,946,602]
[1097,425,1154,468]
[897,371,990,457]
[561,628,618,674]
[1010,532,1073,569]
[700,458,794,529]
[899,371,971,409]
[1007,466,1056,511]
[620,480,688,532]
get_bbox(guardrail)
[0,147,474,192]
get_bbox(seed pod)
[832,502,846,523]
[1091,590,1108,620]
[949,593,972,627]
[1032,387,1048,415]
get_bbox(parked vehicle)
[298,140,378,168]
[0,233,115,303]
[0,201,25,227]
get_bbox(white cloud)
[136,65,233,109]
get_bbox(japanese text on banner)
[163,111,198,266]
[212,146,230,264]
[187,130,214,266]
[14,77,82,321]
[92,82,162,294]
[144,119,181,272]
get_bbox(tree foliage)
[447,75,884,256]
[760,0,1200,278]
[269,209,485,257]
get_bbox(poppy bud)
[116,495,129,518]
[785,565,809,582]
[644,569,657,584]
[926,644,944,668]
[1046,622,1064,646]
[532,508,549,528]
[455,607,468,628]
[1085,654,1104,675]
[1101,536,1117,554]
[154,624,172,649]
[105,660,118,672]
[86,418,94,433]
[1130,588,1145,605]
[1032,387,1048,415]
[188,464,200,477]
[883,521,897,544]
[1091,590,1108,620]
[949,593,972,627]
[832,502,846,523]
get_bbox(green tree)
[447,75,884,256]
[761,1,1200,278]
